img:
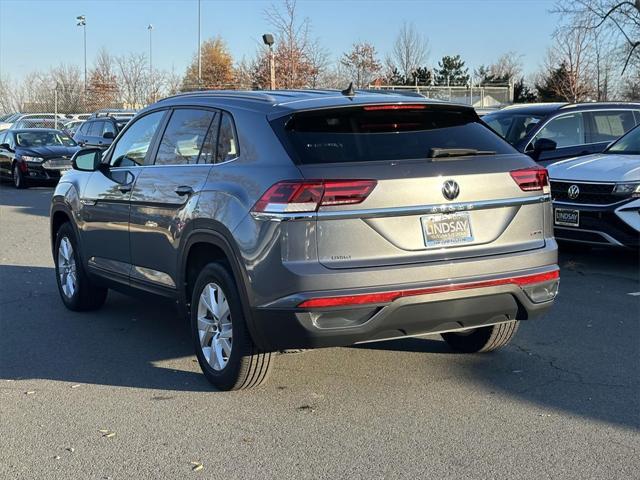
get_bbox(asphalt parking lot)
[0,184,638,480]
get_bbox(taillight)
[252,180,377,214]
[510,166,549,192]
[363,104,427,111]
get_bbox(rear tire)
[12,163,27,189]
[191,262,272,390]
[54,223,108,311]
[442,321,519,353]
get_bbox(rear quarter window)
[271,105,515,164]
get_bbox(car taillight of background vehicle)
[252,180,377,213]
[510,166,549,193]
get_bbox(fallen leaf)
[297,405,315,413]
[54,455,61,460]
[98,429,109,434]
[25,391,36,395]
[103,432,116,438]
[66,447,75,453]
[191,462,203,472]
[71,384,81,389]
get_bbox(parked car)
[483,102,640,165]
[0,112,20,130]
[73,114,130,149]
[0,128,79,188]
[10,117,66,130]
[51,90,559,390]
[548,124,640,248]
[62,119,85,136]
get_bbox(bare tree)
[263,0,314,88]
[50,64,84,113]
[340,42,382,88]
[542,28,595,101]
[115,53,148,108]
[390,21,429,81]
[554,0,640,74]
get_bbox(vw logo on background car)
[568,184,580,200]
[442,180,460,201]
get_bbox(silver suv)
[50,90,559,390]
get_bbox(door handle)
[175,185,193,196]
[118,184,132,193]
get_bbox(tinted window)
[587,110,636,143]
[198,114,220,164]
[15,131,76,147]
[532,113,585,149]
[607,125,640,154]
[76,122,89,136]
[216,112,239,163]
[110,110,165,167]
[155,109,215,166]
[103,121,117,135]
[88,121,103,137]
[483,113,544,145]
[273,106,514,164]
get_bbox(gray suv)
[50,90,559,390]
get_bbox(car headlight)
[21,156,44,163]
[613,182,640,197]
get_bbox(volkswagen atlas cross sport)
[50,89,559,391]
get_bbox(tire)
[54,222,108,311]
[12,163,27,189]
[191,262,272,391]
[442,321,519,353]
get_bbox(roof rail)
[160,90,278,103]
[559,101,640,109]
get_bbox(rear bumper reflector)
[297,269,560,309]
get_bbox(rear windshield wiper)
[428,148,496,159]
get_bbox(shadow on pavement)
[0,183,54,218]
[0,264,212,392]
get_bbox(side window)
[197,114,220,164]
[0,131,6,145]
[110,110,165,167]
[532,113,585,149]
[103,121,117,135]
[77,122,89,136]
[216,112,239,163]
[587,110,636,143]
[88,121,104,137]
[154,109,215,166]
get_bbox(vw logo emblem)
[442,180,460,201]
[568,184,580,200]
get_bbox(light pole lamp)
[76,15,87,94]
[262,33,275,90]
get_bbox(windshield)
[272,105,515,165]
[15,131,77,147]
[607,125,640,155]
[483,112,544,145]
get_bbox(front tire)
[442,321,519,353]
[191,263,272,390]
[54,223,108,311]
[12,163,27,189]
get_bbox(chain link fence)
[369,84,514,109]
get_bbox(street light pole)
[148,24,154,102]
[76,15,87,94]
[197,0,201,88]
[262,34,275,90]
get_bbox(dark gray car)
[50,90,559,390]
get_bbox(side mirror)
[102,131,115,139]
[0,143,11,151]
[72,148,103,172]
[533,138,557,152]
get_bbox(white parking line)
[628,292,640,296]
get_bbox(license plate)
[554,208,579,227]
[421,212,474,247]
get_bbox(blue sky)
[0,0,557,81]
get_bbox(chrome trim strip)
[251,194,550,221]
[553,199,627,208]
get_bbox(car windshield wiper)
[428,148,497,159]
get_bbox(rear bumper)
[250,266,558,351]
[553,200,640,248]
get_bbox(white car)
[548,125,640,248]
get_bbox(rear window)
[272,105,515,164]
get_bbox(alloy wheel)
[57,237,77,298]
[197,282,233,371]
